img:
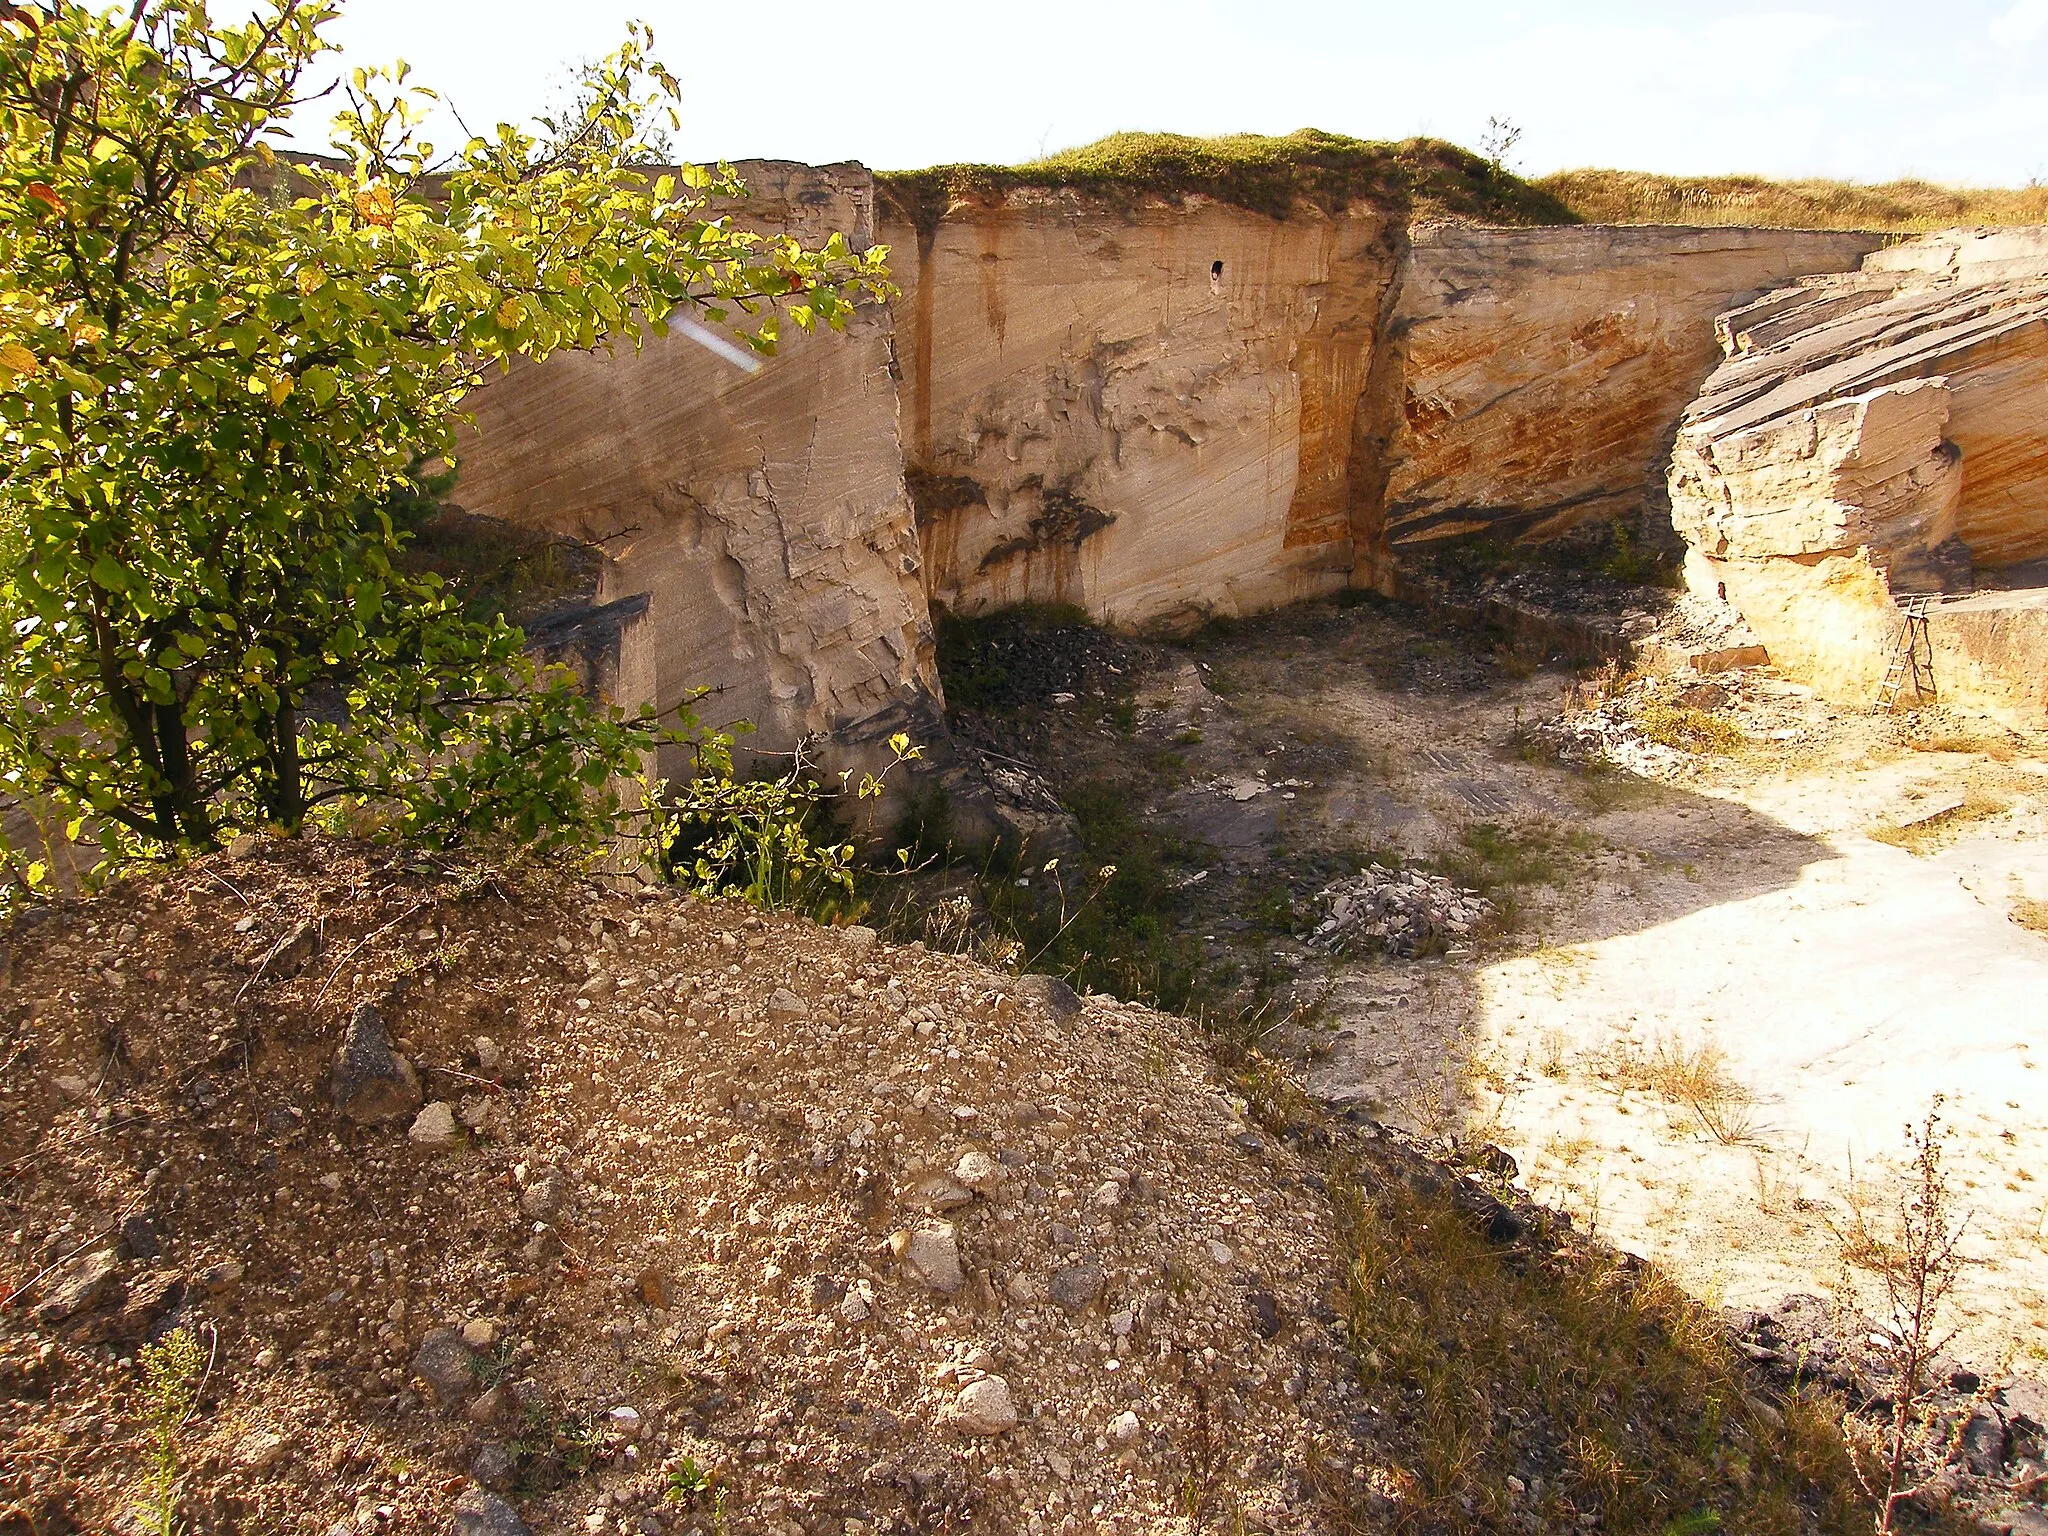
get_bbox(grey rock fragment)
[939,1374,1019,1435]
[413,1327,479,1408]
[1015,973,1082,1022]
[452,1486,530,1536]
[269,919,322,979]
[470,1442,516,1490]
[332,1004,423,1124]
[893,1225,963,1294]
[1047,1262,1104,1313]
[34,1246,120,1323]
[408,1101,460,1149]
[519,1165,569,1223]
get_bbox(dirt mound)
[0,841,1359,1536]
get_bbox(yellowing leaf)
[0,341,38,378]
[353,184,395,228]
[24,182,63,217]
[297,265,326,296]
[269,374,294,405]
[494,297,526,329]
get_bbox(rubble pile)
[1523,698,1693,777]
[1310,866,1494,958]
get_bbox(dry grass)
[1601,1035,1766,1146]
[1866,791,2006,853]
[1906,727,2019,763]
[1633,702,1747,755]
[1335,1164,1869,1533]
[2011,896,2048,939]
[1539,169,2048,232]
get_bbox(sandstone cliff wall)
[1669,228,2048,720]
[451,162,941,781]
[880,192,1405,628]
[1378,225,1885,554]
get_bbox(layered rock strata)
[1378,225,1884,553]
[881,190,1405,628]
[1670,229,2048,713]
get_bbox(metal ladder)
[1874,594,1936,712]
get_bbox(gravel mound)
[0,841,1363,1536]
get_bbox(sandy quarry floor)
[1039,599,2048,1375]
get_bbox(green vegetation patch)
[878,129,1577,232]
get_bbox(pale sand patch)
[1473,790,2048,1370]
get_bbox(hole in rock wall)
[1211,259,1224,294]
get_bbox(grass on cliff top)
[1537,167,2048,231]
[879,129,2048,234]
[876,128,1577,230]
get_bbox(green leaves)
[0,0,893,883]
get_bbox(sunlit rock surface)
[1671,228,2048,719]
[452,162,942,781]
[1380,224,1883,552]
[881,189,1406,628]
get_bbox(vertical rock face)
[452,162,941,780]
[882,191,1405,629]
[1668,228,2048,716]
[1378,225,1885,554]
[1681,231,2048,571]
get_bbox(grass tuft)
[1602,1036,1765,1147]
[2010,896,2048,939]
[1866,791,2006,853]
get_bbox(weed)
[509,1402,604,1492]
[1178,1375,1221,1522]
[1435,820,1589,928]
[1633,703,1746,754]
[1336,1160,1865,1532]
[665,1455,722,1507]
[136,1327,207,1536]
[1828,1102,1973,1533]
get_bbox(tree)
[0,0,891,870]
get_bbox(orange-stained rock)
[1379,225,1882,553]
[880,189,1405,629]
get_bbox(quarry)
[10,122,2048,1536]
[450,158,2048,1366]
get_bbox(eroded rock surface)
[1380,225,1882,554]
[454,162,942,784]
[882,188,1405,628]
[1669,228,2048,714]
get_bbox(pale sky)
[283,0,2048,186]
